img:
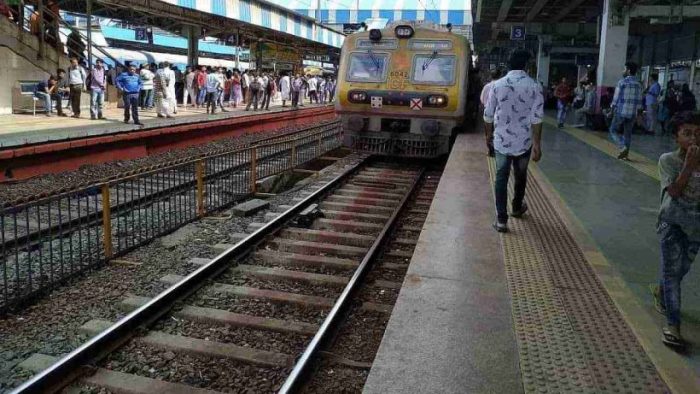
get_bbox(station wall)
[0,47,49,115]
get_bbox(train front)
[335,21,469,158]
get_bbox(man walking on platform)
[88,59,107,120]
[67,57,86,118]
[646,73,661,134]
[609,62,643,160]
[116,64,143,125]
[484,49,544,233]
[554,77,571,128]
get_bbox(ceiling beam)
[629,5,700,18]
[497,0,514,22]
[552,0,588,22]
[526,0,550,22]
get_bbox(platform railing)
[0,126,343,314]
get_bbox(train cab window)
[347,52,389,82]
[411,55,456,85]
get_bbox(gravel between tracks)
[0,120,338,206]
[0,152,365,393]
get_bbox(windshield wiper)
[422,51,438,72]
[367,49,382,75]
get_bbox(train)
[335,20,471,158]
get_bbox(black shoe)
[124,119,129,124]
[493,221,508,233]
[662,326,686,350]
[91,116,96,120]
[157,114,165,118]
[511,203,528,218]
[134,122,144,126]
[617,148,629,160]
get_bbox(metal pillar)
[536,35,551,87]
[235,30,240,70]
[596,0,630,88]
[87,0,93,69]
[37,0,45,59]
[185,25,199,66]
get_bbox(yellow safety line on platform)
[487,158,700,393]
[528,163,700,394]
[543,117,659,181]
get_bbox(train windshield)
[412,55,456,85]
[347,52,388,82]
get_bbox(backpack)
[249,79,261,91]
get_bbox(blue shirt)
[483,70,544,156]
[613,76,643,118]
[646,82,661,106]
[116,72,143,94]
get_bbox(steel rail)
[279,166,425,393]
[10,157,369,394]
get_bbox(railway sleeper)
[351,176,412,187]
[332,188,403,200]
[253,250,359,271]
[339,184,405,196]
[319,201,394,215]
[119,295,318,336]
[278,228,375,248]
[236,264,349,287]
[160,274,335,309]
[320,210,390,224]
[323,194,399,207]
[268,238,368,258]
[80,320,294,368]
[356,171,417,181]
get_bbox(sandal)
[662,326,686,349]
[648,284,666,315]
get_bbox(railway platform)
[0,102,327,148]
[365,122,700,393]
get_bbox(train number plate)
[371,96,383,108]
[410,98,423,110]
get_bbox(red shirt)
[196,71,207,88]
[554,83,572,102]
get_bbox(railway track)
[0,122,342,314]
[11,159,437,393]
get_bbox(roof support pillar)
[184,25,199,67]
[596,0,629,88]
[536,35,551,88]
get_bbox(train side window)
[411,55,456,85]
[347,52,389,82]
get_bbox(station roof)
[58,0,344,55]
[474,0,600,23]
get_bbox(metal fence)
[0,125,342,313]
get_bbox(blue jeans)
[90,89,104,118]
[609,114,635,150]
[140,89,154,109]
[494,149,531,223]
[556,100,568,124]
[123,93,140,123]
[658,223,700,327]
[197,88,207,106]
[34,92,52,114]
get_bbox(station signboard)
[510,26,526,41]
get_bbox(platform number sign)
[410,98,423,110]
[511,26,526,41]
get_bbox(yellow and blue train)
[335,21,470,158]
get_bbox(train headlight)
[348,91,368,103]
[426,95,448,107]
[421,120,440,137]
[369,29,382,41]
[395,25,414,39]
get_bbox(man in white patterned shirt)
[484,49,544,233]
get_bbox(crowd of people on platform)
[33,57,336,125]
